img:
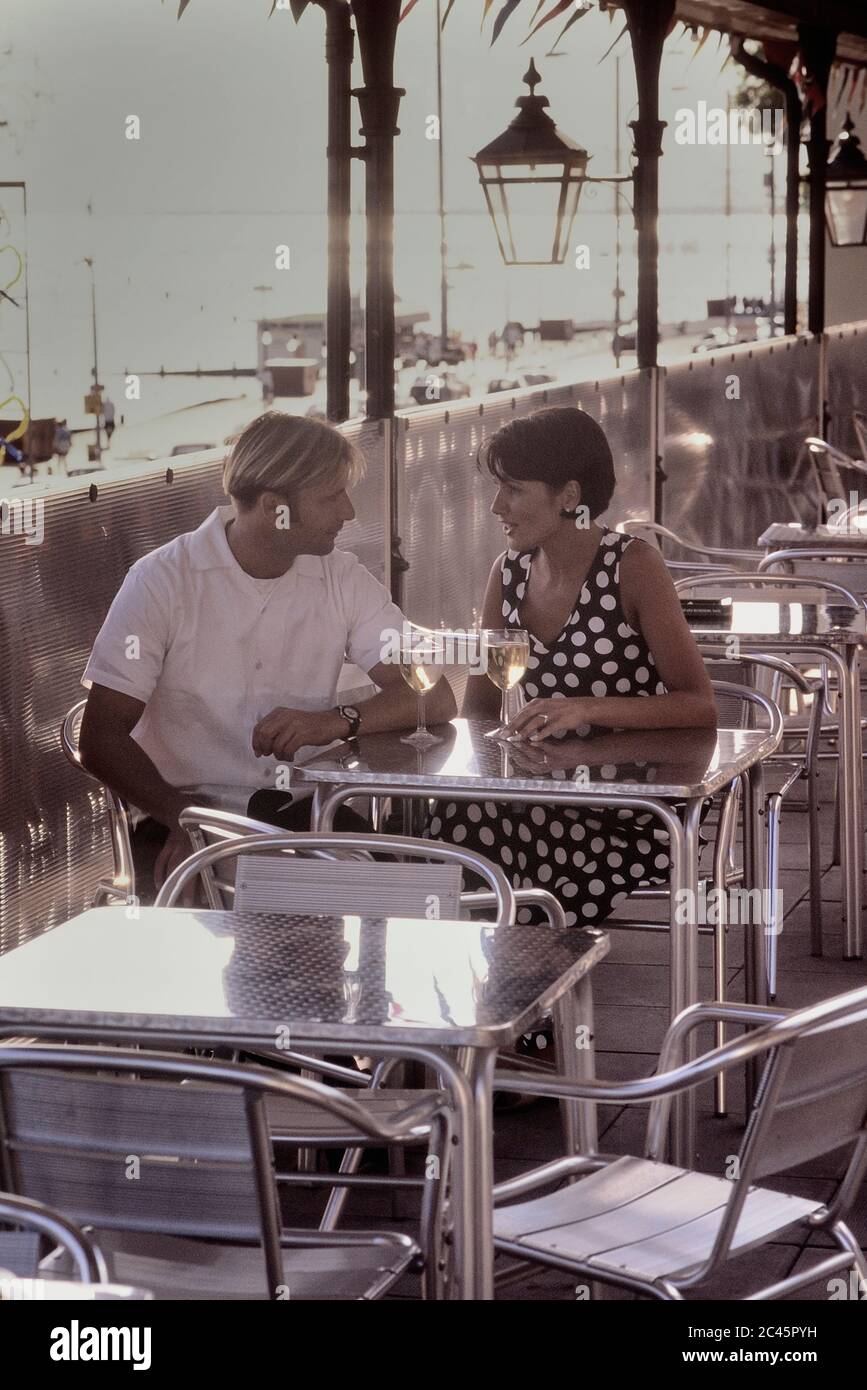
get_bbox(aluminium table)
[0,904,608,1302]
[294,717,781,1168]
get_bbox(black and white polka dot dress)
[427,530,673,927]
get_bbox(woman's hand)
[504,697,594,742]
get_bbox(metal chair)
[0,1192,108,1284]
[157,829,590,1173]
[802,436,867,527]
[616,519,762,576]
[700,653,824,993]
[853,410,867,464]
[178,805,567,928]
[0,1044,447,1300]
[491,985,867,1301]
[60,699,135,906]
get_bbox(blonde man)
[80,412,455,898]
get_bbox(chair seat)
[79,1227,418,1300]
[265,1089,437,1145]
[494,1155,821,1282]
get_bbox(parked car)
[408,371,472,406]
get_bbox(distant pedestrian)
[102,397,116,444]
[53,420,72,474]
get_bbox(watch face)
[343,706,360,720]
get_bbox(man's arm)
[79,684,192,888]
[251,665,456,761]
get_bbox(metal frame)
[301,727,781,1171]
[0,1043,442,1301]
[675,571,867,957]
[490,986,867,1300]
[60,699,135,907]
[0,1192,108,1285]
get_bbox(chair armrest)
[461,887,568,930]
[493,1153,610,1204]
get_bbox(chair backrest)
[0,1045,444,1299]
[235,856,463,919]
[60,698,135,896]
[804,437,867,524]
[617,519,759,566]
[647,984,867,1284]
[759,547,867,599]
[161,824,517,925]
[673,569,866,613]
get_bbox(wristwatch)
[337,704,361,738]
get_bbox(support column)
[799,25,838,339]
[732,40,802,337]
[622,0,675,375]
[352,0,404,421]
[322,0,354,424]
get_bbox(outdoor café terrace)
[2,0,867,1319]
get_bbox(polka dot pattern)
[427,530,671,925]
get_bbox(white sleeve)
[342,557,407,675]
[81,564,170,703]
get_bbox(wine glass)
[482,628,530,737]
[399,630,446,749]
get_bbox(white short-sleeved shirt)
[82,506,405,811]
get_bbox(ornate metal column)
[799,25,838,337]
[351,0,404,421]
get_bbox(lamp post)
[824,114,867,248]
[472,60,593,267]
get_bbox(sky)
[0,0,861,423]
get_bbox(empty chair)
[0,1044,448,1300]
[491,985,867,1300]
[803,436,867,526]
[616,519,762,578]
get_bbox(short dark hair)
[478,406,616,520]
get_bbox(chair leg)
[806,700,825,959]
[712,780,740,1117]
[766,793,782,1002]
[831,760,841,868]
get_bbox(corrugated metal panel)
[395,370,654,629]
[660,335,822,550]
[825,322,867,460]
[0,424,387,955]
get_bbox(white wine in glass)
[482,628,530,734]
[399,636,445,749]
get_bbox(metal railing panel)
[395,370,654,628]
[825,322,867,460]
[660,335,822,551]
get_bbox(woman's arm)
[508,540,717,740]
[461,553,506,719]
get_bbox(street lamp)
[825,114,867,248]
[472,60,590,266]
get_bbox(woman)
[428,406,717,929]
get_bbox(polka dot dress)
[427,530,673,928]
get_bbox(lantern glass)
[826,183,867,247]
[479,161,585,265]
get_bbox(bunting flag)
[546,1,591,55]
[597,19,627,65]
[522,0,576,46]
[399,0,425,21]
[491,0,525,45]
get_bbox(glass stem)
[500,689,508,726]
[416,692,426,734]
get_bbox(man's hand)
[252,707,345,761]
[504,697,594,742]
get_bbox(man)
[80,411,456,899]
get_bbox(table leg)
[460,1046,497,1300]
[552,975,598,1155]
[668,799,700,1170]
